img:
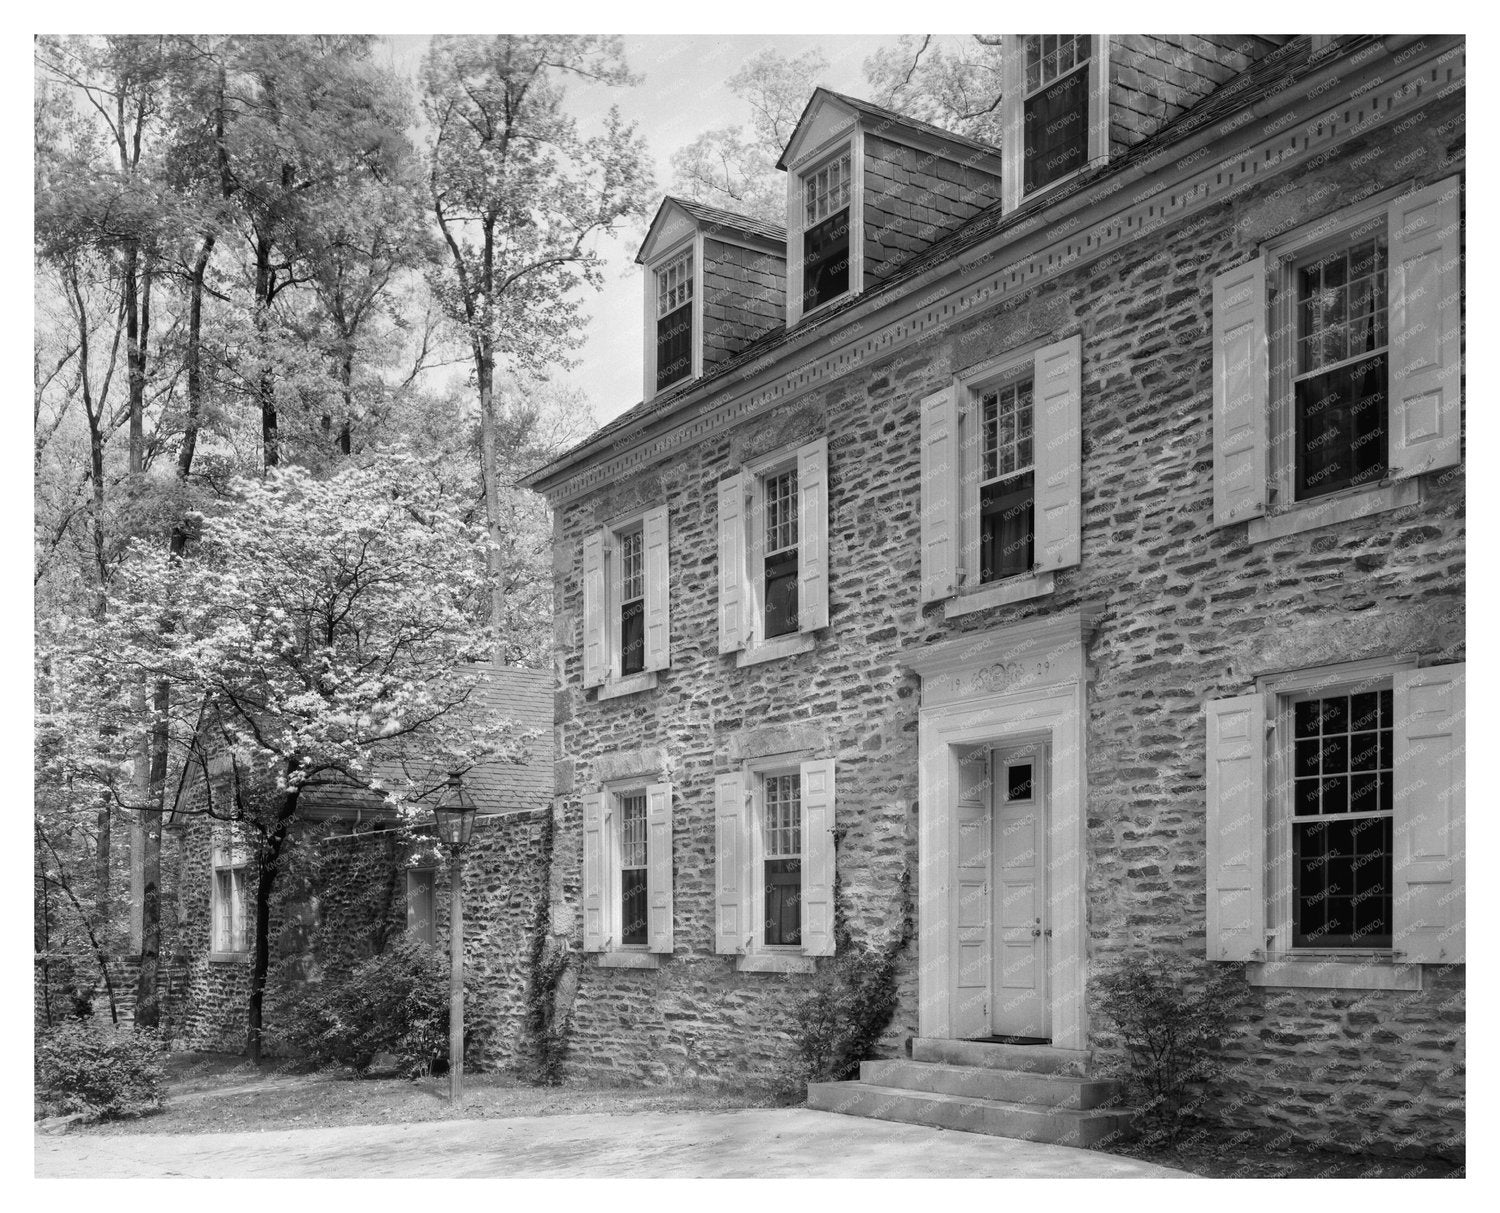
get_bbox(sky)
[380,34,903,426]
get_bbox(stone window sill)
[1244,955,1422,991]
[943,571,1056,619]
[1247,479,1419,544]
[735,632,817,668]
[596,951,664,969]
[735,952,816,975]
[596,671,660,702]
[208,952,252,965]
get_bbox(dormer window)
[800,148,852,312]
[1001,35,1108,211]
[655,249,694,392]
[1022,35,1091,194]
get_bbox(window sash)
[764,470,798,555]
[1023,34,1091,96]
[656,251,693,317]
[801,210,850,311]
[618,792,649,947]
[803,151,851,226]
[1023,63,1089,194]
[214,867,247,952]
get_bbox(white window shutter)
[919,384,960,602]
[800,758,836,957]
[797,437,829,632]
[646,781,674,954]
[1211,261,1269,527]
[1204,694,1266,961]
[1389,177,1463,479]
[643,506,671,671]
[1393,663,1465,963]
[717,473,746,654]
[1033,334,1083,572]
[582,790,606,952]
[714,772,749,954]
[581,530,607,688]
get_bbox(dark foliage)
[36,1022,167,1121]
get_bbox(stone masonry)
[539,41,1464,1159]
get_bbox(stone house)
[521,35,1465,1156]
[154,662,553,1064]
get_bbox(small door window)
[1006,761,1034,802]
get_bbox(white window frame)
[586,779,674,967]
[786,138,863,326]
[210,837,250,959]
[749,449,801,649]
[405,867,437,947]
[642,236,703,400]
[1000,34,1109,213]
[584,505,670,700]
[1256,187,1419,540]
[749,760,806,954]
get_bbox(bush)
[35,1022,167,1121]
[1093,948,1241,1141]
[274,937,469,1077]
[790,943,903,1085]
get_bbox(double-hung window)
[1211,176,1462,538]
[1000,35,1107,210]
[211,838,250,956]
[714,758,836,969]
[655,250,694,392]
[800,148,852,312]
[718,438,829,664]
[582,506,670,695]
[1205,660,1465,983]
[920,335,1081,614]
[582,782,674,961]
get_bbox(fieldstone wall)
[162,791,551,1068]
[549,81,1464,1156]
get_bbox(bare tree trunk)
[247,790,299,1063]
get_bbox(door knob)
[1031,926,1041,938]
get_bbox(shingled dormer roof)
[636,195,786,265]
[776,87,1002,171]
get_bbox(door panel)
[952,768,992,1040]
[993,748,1049,1037]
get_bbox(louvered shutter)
[582,790,606,951]
[581,530,607,688]
[920,384,960,602]
[797,438,829,632]
[1392,663,1465,963]
[646,781,674,954]
[1211,262,1269,527]
[717,473,746,654]
[643,506,670,671]
[800,759,836,957]
[1389,177,1463,479]
[714,772,749,954]
[1204,694,1266,961]
[1033,334,1083,571]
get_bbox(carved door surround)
[901,606,1102,1049]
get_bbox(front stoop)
[806,1039,1137,1149]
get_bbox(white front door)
[951,748,992,1039]
[992,745,1049,1038]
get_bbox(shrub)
[35,1022,167,1121]
[273,937,470,1077]
[791,943,903,1085]
[1093,948,1241,1142]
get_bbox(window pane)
[764,858,802,946]
[764,549,799,638]
[1024,64,1089,193]
[620,867,648,946]
[803,209,850,310]
[656,303,693,391]
[764,471,799,553]
[621,598,645,676]
[979,470,1034,583]
[1007,762,1034,802]
[1294,354,1388,500]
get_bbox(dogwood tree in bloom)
[72,450,524,1058]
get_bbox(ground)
[38,1053,1462,1179]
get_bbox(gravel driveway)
[37,1107,1188,1178]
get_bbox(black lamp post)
[432,771,478,1102]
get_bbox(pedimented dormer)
[637,197,788,402]
[777,89,1005,326]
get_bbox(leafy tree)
[862,36,1007,145]
[668,47,826,222]
[422,34,653,639]
[68,452,520,1060]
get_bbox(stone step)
[911,1037,1092,1076]
[807,1081,1136,1149]
[861,1059,1121,1110]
